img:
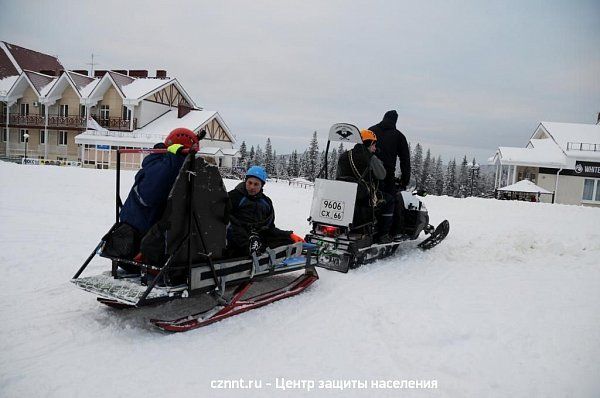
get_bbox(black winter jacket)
[369,110,411,189]
[120,143,186,235]
[337,143,385,206]
[227,182,292,255]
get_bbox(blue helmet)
[246,165,267,184]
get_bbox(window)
[582,179,600,202]
[80,105,86,117]
[58,131,68,146]
[2,128,7,142]
[20,103,29,116]
[20,129,29,143]
[100,105,109,120]
[39,104,46,116]
[39,130,45,144]
[59,104,68,117]
[122,106,131,121]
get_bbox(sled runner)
[306,123,449,273]
[72,148,318,332]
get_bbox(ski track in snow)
[0,162,599,398]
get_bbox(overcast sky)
[1,0,598,161]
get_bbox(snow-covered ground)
[1,162,599,398]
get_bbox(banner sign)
[96,144,110,150]
[574,161,600,178]
[22,158,81,167]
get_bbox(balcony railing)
[93,116,138,131]
[0,114,137,131]
[4,113,85,129]
[567,142,600,152]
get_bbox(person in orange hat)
[336,129,394,243]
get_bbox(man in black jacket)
[369,110,411,193]
[227,166,304,257]
[337,129,394,242]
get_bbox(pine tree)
[254,145,264,167]
[420,148,432,191]
[239,141,247,168]
[458,156,469,197]
[248,145,255,166]
[328,147,338,179]
[434,156,444,195]
[288,150,300,177]
[445,159,457,196]
[411,143,423,189]
[307,131,319,181]
[264,138,274,175]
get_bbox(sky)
[1,0,599,162]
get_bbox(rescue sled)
[305,123,449,273]
[72,148,318,332]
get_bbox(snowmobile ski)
[151,269,318,332]
[418,220,449,250]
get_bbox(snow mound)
[0,162,598,398]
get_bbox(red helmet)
[164,127,199,149]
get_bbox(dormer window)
[60,104,69,117]
[20,103,29,116]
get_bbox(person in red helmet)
[102,128,200,272]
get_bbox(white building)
[491,117,600,207]
[74,70,240,169]
[1,41,240,169]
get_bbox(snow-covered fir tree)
[307,131,319,180]
[328,146,338,179]
[254,145,264,167]
[411,143,423,189]
[458,156,469,197]
[288,150,300,177]
[444,159,457,196]
[420,148,432,191]
[264,138,274,175]
[248,145,255,166]
[239,141,247,169]
[434,156,444,195]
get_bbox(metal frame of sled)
[71,148,318,331]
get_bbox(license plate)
[319,199,345,221]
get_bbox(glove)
[167,143,184,155]
[290,233,305,243]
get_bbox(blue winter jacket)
[120,149,186,235]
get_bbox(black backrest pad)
[141,154,229,265]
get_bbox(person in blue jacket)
[227,166,304,257]
[102,128,199,270]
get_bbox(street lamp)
[23,132,30,163]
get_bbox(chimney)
[156,69,167,79]
[94,70,108,78]
[72,70,88,76]
[178,103,192,119]
[128,70,148,78]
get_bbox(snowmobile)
[305,123,449,273]
[71,147,318,332]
